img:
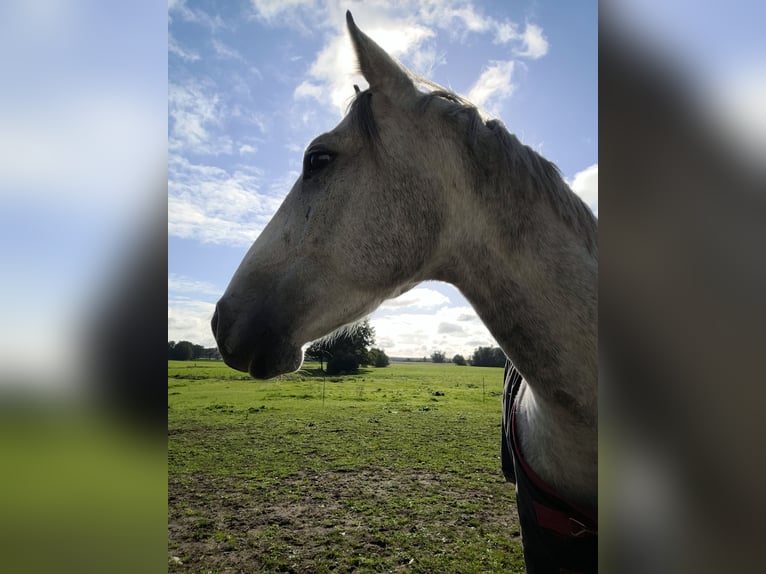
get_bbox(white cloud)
[231,104,268,134]
[493,21,519,44]
[294,80,324,101]
[248,0,507,45]
[569,163,598,216]
[168,298,218,347]
[515,22,549,59]
[169,33,200,62]
[211,37,245,62]
[169,80,233,155]
[371,303,496,358]
[169,77,262,156]
[291,13,435,115]
[291,33,356,114]
[360,23,436,67]
[169,0,225,30]
[437,322,465,334]
[467,59,516,115]
[238,144,258,155]
[379,287,450,310]
[250,0,316,23]
[409,45,446,77]
[168,274,221,297]
[416,1,491,37]
[168,155,287,246]
[257,2,547,118]
[448,5,490,33]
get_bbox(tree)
[326,352,359,375]
[346,319,376,366]
[172,340,194,361]
[470,346,506,367]
[305,340,330,370]
[168,341,221,361]
[202,347,221,360]
[308,319,377,375]
[452,354,466,366]
[431,350,446,363]
[368,347,390,368]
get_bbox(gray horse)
[213,12,597,572]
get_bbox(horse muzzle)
[212,298,303,379]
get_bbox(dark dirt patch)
[168,468,523,573]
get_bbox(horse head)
[212,13,462,378]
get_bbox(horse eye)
[303,151,335,178]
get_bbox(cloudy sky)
[168,0,598,359]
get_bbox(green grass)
[168,360,525,573]
[1,410,166,574]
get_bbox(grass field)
[168,360,525,573]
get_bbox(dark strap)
[501,360,523,483]
[501,359,598,573]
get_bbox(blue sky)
[168,0,598,358]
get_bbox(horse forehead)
[330,110,361,138]
[314,122,357,152]
[344,92,415,137]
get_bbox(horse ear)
[346,11,415,97]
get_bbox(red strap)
[511,392,598,533]
[533,501,597,538]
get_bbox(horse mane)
[347,83,597,254]
[347,89,379,144]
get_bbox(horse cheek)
[360,176,441,286]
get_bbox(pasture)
[168,360,525,572]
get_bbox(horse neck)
[435,174,598,506]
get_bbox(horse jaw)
[248,345,303,380]
[212,233,396,380]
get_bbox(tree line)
[430,346,507,367]
[169,328,506,371]
[168,340,221,361]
